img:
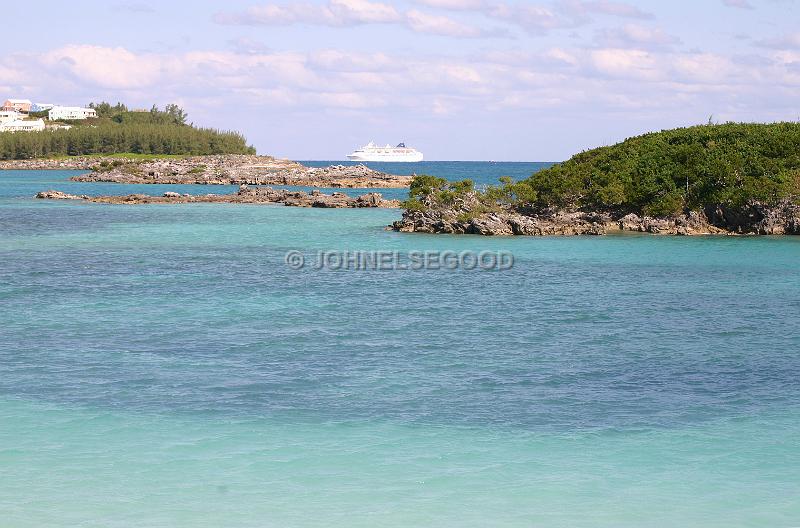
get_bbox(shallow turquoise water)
[1,168,800,527]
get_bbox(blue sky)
[2,0,799,160]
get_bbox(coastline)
[1,155,412,188]
[0,157,101,170]
[12,156,800,237]
[392,199,800,236]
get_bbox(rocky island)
[72,155,411,188]
[36,185,401,208]
[0,102,411,188]
[394,123,800,236]
[1,155,411,188]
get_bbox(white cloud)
[0,64,21,83]
[413,0,489,9]
[308,50,395,72]
[329,0,403,23]
[570,0,653,19]
[590,48,660,80]
[406,8,498,37]
[216,0,652,36]
[487,3,567,34]
[215,0,499,37]
[722,0,754,9]
[42,45,165,89]
[214,0,402,26]
[594,24,681,50]
[414,0,653,19]
[441,64,483,83]
[487,0,654,34]
[6,44,786,100]
[312,91,382,108]
[5,42,800,158]
[544,47,581,67]
[756,32,800,50]
[214,4,321,25]
[671,53,735,84]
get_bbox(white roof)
[50,105,94,111]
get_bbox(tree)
[165,104,188,126]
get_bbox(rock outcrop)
[394,209,610,236]
[69,155,410,188]
[703,202,800,235]
[0,158,100,170]
[36,185,401,208]
[391,193,800,236]
[3,155,411,188]
[34,190,88,200]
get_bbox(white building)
[0,118,46,133]
[0,110,22,123]
[48,106,97,121]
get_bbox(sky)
[1,0,799,160]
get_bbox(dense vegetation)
[88,102,188,125]
[407,123,800,217]
[0,103,255,160]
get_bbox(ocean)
[301,160,555,181]
[1,163,799,527]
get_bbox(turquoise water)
[2,167,800,527]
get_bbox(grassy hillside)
[0,103,256,160]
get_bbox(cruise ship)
[347,142,423,162]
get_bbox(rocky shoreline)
[392,196,800,236]
[36,185,401,208]
[0,158,100,170]
[1,155,411,188]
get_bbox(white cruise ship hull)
[347,152,423,162]
[347,142,424,163]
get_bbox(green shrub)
[400,198,426,211]
[409,175,448,200]
[407,176,475,205]
[522,122,800,214]
[404,123,800,218]
[483,177,538,207]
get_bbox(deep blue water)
[1,166,799,527]
[301,160,554,188]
